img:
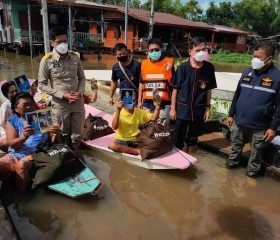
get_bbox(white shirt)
[0,100,13,138]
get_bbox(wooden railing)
[14,29,43,45]
[132,37,149,51]
[73,32,102,44]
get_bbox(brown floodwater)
[0,50,249,81]
[1,50,280,239]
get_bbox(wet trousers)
[228,122,268,174]
[51,98,85,146]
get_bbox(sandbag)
[137,120,173,160]
[31,143,85,189]
[82,113,114,141]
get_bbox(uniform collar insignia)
[262,77,273,82]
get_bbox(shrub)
[210,97,230,122]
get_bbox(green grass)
[174,53,252,69]
[210,53,252,65]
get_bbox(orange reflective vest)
[141,57,174,101]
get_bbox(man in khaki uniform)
[38,26,85,149]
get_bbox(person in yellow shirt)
[108,96,162,155]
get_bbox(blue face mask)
[149,51,161,60]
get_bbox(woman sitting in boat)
[0,92,59,191]
[0,81,19,151]
[108,95,162,155]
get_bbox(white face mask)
[194,51,206,62]
[56,43,68,54]
[251,58,266,70]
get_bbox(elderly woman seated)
[0,81,19,151]
[0,92,59,191]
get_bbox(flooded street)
[1,50,280,239]
[3,149,280,240]
[0,50,248,82]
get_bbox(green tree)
[183,0,203,20]
[130,0,141,8]
[142,0,174,13]
[205,1,233,26]
[232,0,277,36]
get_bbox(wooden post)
[211,32,215,48]
[41,0,50,53]
[27,2,33,58]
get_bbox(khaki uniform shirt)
[38,48,85,102]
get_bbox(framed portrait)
[120,88,134,108]
[37,108,54,133]
[14,74,30,93]
[25,111,41,134]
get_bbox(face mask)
[56,43,68,54]
[194,51,206,62]
[117,55,128,63]
[149,51,161,60]
[251,58,265,70]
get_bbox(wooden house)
[0,0,250,55]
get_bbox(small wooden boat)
[48,166,103,198]
[84,104,197,170]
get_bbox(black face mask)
[117,55,128,62]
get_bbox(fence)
[132,37,149,51]
[13,29,43,45]
[73,32,102,45]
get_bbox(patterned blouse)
[8,116,48,159]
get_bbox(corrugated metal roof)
[117,7,214,29]
[213,25,250,35]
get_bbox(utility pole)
[148,0,154,39]
[67,0,76,51]
[41,0,50,53]
[27,1,33,58]
[124,0,129,46]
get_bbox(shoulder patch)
[69,51,79,56]
[69,51,80,59]
[43,53,52,60]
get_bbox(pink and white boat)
[84,104,197,170]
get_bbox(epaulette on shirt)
[69,51,80,58]
[43,52,52,60]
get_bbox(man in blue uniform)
[226,43,280,178]
[170,36,217,154]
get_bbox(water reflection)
[0,50,250,82]
[1,149,280,239]
[1,50,280,81]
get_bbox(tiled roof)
[117,7,214,29]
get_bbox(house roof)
[42,1,251,35]
[43,0,116,11]
[213,25,250,35]
[117,7,214,30]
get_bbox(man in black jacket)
[226,43,280,178]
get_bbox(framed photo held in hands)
[25,111,41,134]
[37,108,54,133]
[14,74,30,93]
[120,88,134,108]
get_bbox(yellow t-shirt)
[114,108,152,141]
